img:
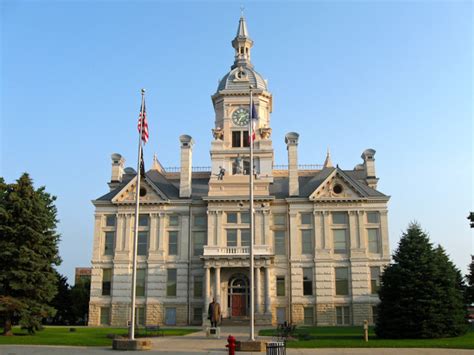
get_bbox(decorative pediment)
[112,176,168,204]
[309,169,365,201]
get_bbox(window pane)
[344,306,350,324]
[241,212,250,224]
[241,229,250,247]
[301,213,312,225]
[227,213,237,224]
[194,276,203,298]
[303,268,313,296]
[243,160,250,175]
[335,267,349,295]
[169,231,178,255]
[102,269,111,296]
[368,229,379,253]
[100,307,110,325]
[136,269,146,297]
[274,231,286,255]
[135,307,145,325]
[336,307,343,325]
[194,215,206,227]
[167,269,177,296]
[137,231,148,255]
[333,229,348,253]
[139,214,149,227]
[104,231,115,255]
[106,215,116,227]
[273,214,286,226]
[367,212,380,224]
[227,230,237,246]
[193,307,202,322]
[193,231,206,256]
[169,215,179,226]
[243,131,250,147]
[232,131,241,147]
[276,276,285,296]
[332,212,348,224]
[370,267,380,294]
[304,307,314,325]
[301,230,312,254]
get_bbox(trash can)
[266,341,286,355]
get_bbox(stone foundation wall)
[111,303,130,326]
[145,303,163,325]
[88,303,100,326]
[353,303,371,325]
[290,303,304,324]
[316,303,335,325]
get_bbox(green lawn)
[259,326,474,349]
[0,326,199,346]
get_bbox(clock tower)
[209,15,274,197]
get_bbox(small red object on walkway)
[226,334,236,355]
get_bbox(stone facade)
[88,16,390,327]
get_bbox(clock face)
[232,107,250,126]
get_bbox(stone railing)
[203,245,273,256]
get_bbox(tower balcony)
[203,245,273,257]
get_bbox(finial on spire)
[231,15,253,69]
[152,153,165,173]
[240,6,245,18]
[323,147,334,168]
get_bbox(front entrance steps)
[221,313,272,326]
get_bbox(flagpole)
[249,85,255,341]
[129,88,146,340]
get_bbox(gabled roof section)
[110,174,168,204]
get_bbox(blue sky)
[1,0,472,282]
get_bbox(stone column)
[124,214,132,252]
[357,210,365,250]
[207,210,216,247]
[262,210,270,245]
[349,211,358,251]
[255,267,261,314]
[323,211,331,252]
[264,267,271,314]
[115,213,124,252]
[150,213,158,252]
[215,211,222,246]
[180,213,190,260]
[313,211,322,250]
[92,214,102,260]
[254,211,262,246]
[158,212,165,251]
[215,267,221,304]
[204,266,211,308]
[380,211,389,257]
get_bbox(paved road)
[1,326,472,355]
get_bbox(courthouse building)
[88,16,390,327]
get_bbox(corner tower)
[209,16,274,197]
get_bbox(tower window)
[232,131,250,148]
[232,131,241,147]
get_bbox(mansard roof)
[95,166,387,203]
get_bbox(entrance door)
[165,308,176,325]
[232,294,246,316]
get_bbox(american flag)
[250,103,258,143]
[137,101,149,144]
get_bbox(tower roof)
[236,16,249,38]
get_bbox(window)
[231,131,250,148]
[193,307,203,322]
[241,212,250,224]
[193,276,203,298]
[227,212,238,224]
[367,212,380,224]
[167,269,177,296]
[100,307,110,325]
[304,307,314,325]
[169,215,179,226]
[226,230,237,247]
[138,214,149,227]
[370,267,380,294]
[193,231,206,256]
[301,230,312,254]
[301,213,312,225]
[273,214,286,226]
[276,276,285,296]
[136,269,146,297]
[332,212,348,225]
[368,229,379,253]
[104,231,115,255]
[333,229,348,254]
[336,306,351,325]
[335,267,349,295]
[137,231,148,256]
[135,306,145,325]
[168,231,178,255]
[194,215,207,227]
[106,215,116,227]
[102,268,112,296]
[303,268,313,296]
[274,231,286,255]
[241,229,250,247]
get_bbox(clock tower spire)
[208,15,274,197]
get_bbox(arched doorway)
[228,274,249,317]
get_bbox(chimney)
[361,148,379,189]
[285,132,299,196]
[109,153,125,190]
[179,135,194,198]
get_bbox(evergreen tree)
[49,271,73,325]
[0,174,61,335]
[70,279,90,325]
[375,223,468,338]
[466,257,474,305]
